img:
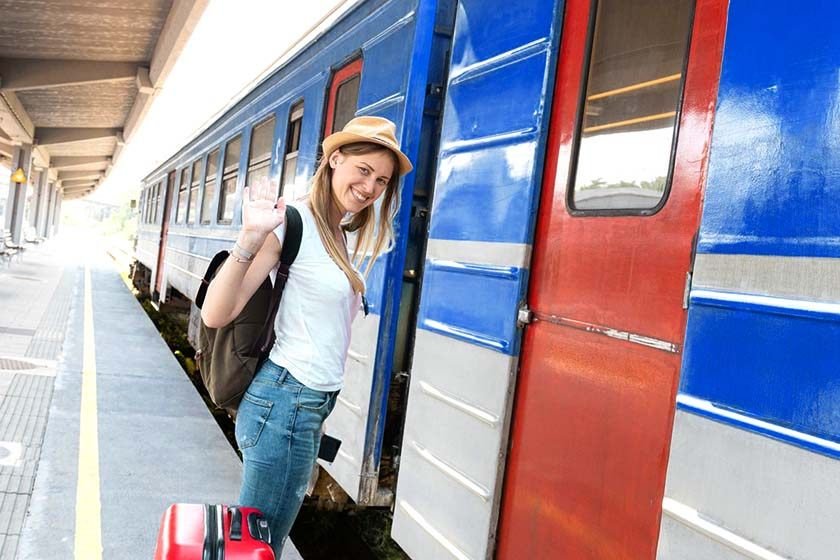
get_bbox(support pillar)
[52,190,62,235]
[32,169,49,236]
[4,144,33,244]
[42,182,55,238]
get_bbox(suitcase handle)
[202,505,224,560]
[229,506,242,541]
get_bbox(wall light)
[10,167,26,183]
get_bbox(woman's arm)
[200,177,287,328]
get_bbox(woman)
[200,116,412,554]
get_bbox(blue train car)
[660,1,840,558]
[134,0,840,558]
[134,0,458,518]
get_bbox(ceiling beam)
[63,185,96,193]
[0,90,34,142]
[59,170,103,181]
[64,189,93,199]
[0,59,139,91]
[123,69,154,142]
[36,127,121,147]
[62,178,98,188]
[51,156,111,170]
[123,0,207,143]
[150,0,209,85]
[0,139,12,158]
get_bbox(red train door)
[496,0,727,558]
[154,170,176,299]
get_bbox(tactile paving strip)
[25,268,76,361]
[0,374,54,558]
[0,360,38,372]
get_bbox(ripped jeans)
[236,360,338,556]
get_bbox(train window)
[155,181,163,223]
[332,76,360,133]
[201,149,219,224]
[569,0,694,213]
[282,102,304,192]
[218,135,242,224]
[245,116,276,189]
[176,168,189,223]
[324,58,363,136]
[141,190,147,223]
[149,184,156,224]
[188,159,202,224]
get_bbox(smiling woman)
[198,115,413,557]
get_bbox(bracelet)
[231,242,255,263]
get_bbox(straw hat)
[322,116,413,176]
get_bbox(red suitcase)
[154,503,274,560]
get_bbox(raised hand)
[242,175,286,235]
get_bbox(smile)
[350,186,370,203]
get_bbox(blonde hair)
[307,142,401,294]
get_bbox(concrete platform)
[0,234,302,559]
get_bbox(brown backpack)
[194,206,303,415]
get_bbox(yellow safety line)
[583,111,677,134]
[587,73,682,101]
[75,266,102,560]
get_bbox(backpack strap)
[257,205,303,354]
[195,250,230,309]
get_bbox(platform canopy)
[0,0,207,200]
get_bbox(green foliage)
[580,175,667,191]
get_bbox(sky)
[89,0,354,205]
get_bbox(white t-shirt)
[268,202,362,391]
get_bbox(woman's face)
[329,149,394,215]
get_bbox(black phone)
[318,434,341,462]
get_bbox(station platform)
[0,233,302,559]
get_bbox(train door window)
[245,116,276,189]
[155,181,163,223]
[324,58,363,136]
[281,102,304,192]
[189,159,202,224]
[569,0,694,213]
[201,148,219,224]
[150,184,157,223]
[176,168,189,223]
[141,190,147,223]
[218,135,242,224]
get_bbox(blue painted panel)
[441,45,549,147]
[358,13,415,107]
[449,0,554,70]
[680,294,840,444]
[698,0,840,258]
[429,138,539,243]
[418,260,526,355]
[423,0,559,245]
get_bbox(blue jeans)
[236,360,339,556]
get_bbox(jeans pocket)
[236,392,273,450]
[297,388,331,412]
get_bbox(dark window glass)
[155,182,162,223]
[570,0,694,212]
[201,149,219,224]
[141,190,147,223]
[149,185,156,224]
[332,75,360,134]
[282,102,304,193]
[176,168,189,223]
[218,135,241,224]
[245,116,276,189]
[189,159,202,225]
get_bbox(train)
[131,0,840,558]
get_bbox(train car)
[134,0,840,558]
